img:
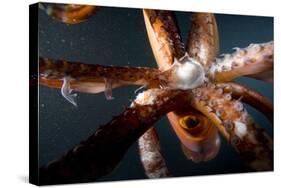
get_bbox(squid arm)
[143,9,186,71]
[216,82,273,122]
[190,83,273,171]
[40,3,97,24]
[208,41,273,82]
[186,13,219,70]
[39,89,192,184]
[39,57,166,98]
[134,75,170,178]
[138,127,171,178]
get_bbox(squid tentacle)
[40,3,97,24]
[39,57,207,94]
[138,127,171,178]
[143,9,186,71]
[190,83,273,171]
[134,83,171,178]
[39,89,192,184]
[208,41,273,82]
[39,57,165,93]
[216,82,273,122]
[186,13,219,70]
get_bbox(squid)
[36,3,273,185]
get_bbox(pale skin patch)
[61,76,78,107]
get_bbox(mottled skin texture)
[186,13,219,70]
[39,57,163,92]
[143,10,186,71]
[138,127,171,178]
[37,4,273,184]
[39,89,192,184]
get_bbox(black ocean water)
[38,5,273,181]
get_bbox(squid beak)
[167,111,221,162]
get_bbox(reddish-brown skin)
[39,57,163,93]
[216,82,273,122]
[37,4,273,184]
[138,128,171,178]
[42,4,97,24]
[39,89,192,184]
[190,83,272,170]
[143,9,186,71]
[186,13,219,70]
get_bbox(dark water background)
[38,4,273,182]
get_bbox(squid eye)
[179,115,200,130]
